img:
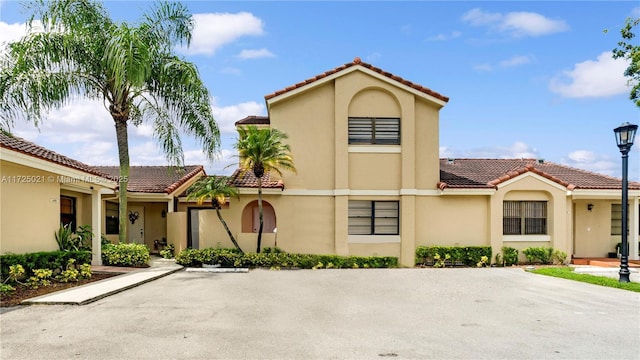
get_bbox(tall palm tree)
[0,0,219,243]
[186,176,243,253]
[234,125,296,253]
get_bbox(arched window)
[242,200,276,233]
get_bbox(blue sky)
[1,1,639,181]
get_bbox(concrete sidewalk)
[572,264,640,282]
[22,258,183,305]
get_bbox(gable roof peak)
[264,58,449,103]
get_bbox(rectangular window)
[348,117,400,145]
[105,202,119,235]
[348,201,399,235]
[610,204,633,236]
[60,196,76,231]
[503,201,547,235]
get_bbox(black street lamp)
[613,122,638,283]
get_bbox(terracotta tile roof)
[93,165,204,194]
[264,57,449,103]
[0,132,113,179]
[438,158,640,190]
[235,115,270,126]
[229,168,285,189]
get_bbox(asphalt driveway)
[1,268,639,359]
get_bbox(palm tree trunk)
[215,208,243,253]
[256,176,263,253]
[114,117,130,244]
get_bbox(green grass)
[530,267,640,292]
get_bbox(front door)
[127,205,145,244]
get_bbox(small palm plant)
[187,176,243,253]
[234,126,296,253]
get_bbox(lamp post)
[613,122,638,283]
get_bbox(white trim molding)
[348,145,401,153]
[266,65,447,108]
[348,235,401,244]
[502,235,551,242]
[497,172,567,191]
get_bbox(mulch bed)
[1,273,118,307]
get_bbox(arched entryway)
[242,200,276,233]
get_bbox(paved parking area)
[1,268,639,359]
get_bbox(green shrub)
[522,247,554,264]
[175,248,398,269]
[55,223,93,252]
[56,259,91,283]
[551,249,567,265]
[159,244,175,259]
[0,283,15,294]
[101,243,150,267]
[175,248,203,267]
[27,268,53,289]
[1,251,91,280]
[415,246,492,267]
[501,246,519,266]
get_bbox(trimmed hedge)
[501,246,519,266]
[0,250,91,279]
[175,248,398,269]
[415,246,492,267]
[101,243,150,267]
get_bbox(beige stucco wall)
[349,153,401,189]
[489,175,571,263]
[193,195,336,255]
[1,161,106,255]
[167,211,187,252]
[414,99,441,190]
[1,161,60,253]
[416,196,490,247]
[267,82,336,190]
[573,199,629,258]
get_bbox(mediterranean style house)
[0,131,204,264]
[1,58,639,266]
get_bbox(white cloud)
[366,52,381,62]
[211,97,266,134]
[200,148,237,175]
[129,141,166,166]
[462,8,569,37]
[473,55,532,72]
[0,20,46,55]
[473,64,493,72]
[133,123,154,138]
[13,98,113,145]
[73,141,117,166]
[439,142,540,159]
[426,31,462,42]
[237,48,275,60]
[562,150,617,177]
[462,8,502,26]
[439,146,455,158]
[0,21,27,45]
[220,67,242,75]
[499,55,532,68]
[181,12,265,55]
[549,51,631,98]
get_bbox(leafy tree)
[186,176,243,253]
[234,125,296,253]
[0,0,220,243]
[612,17,640,107]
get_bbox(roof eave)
[265,65,448,109]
